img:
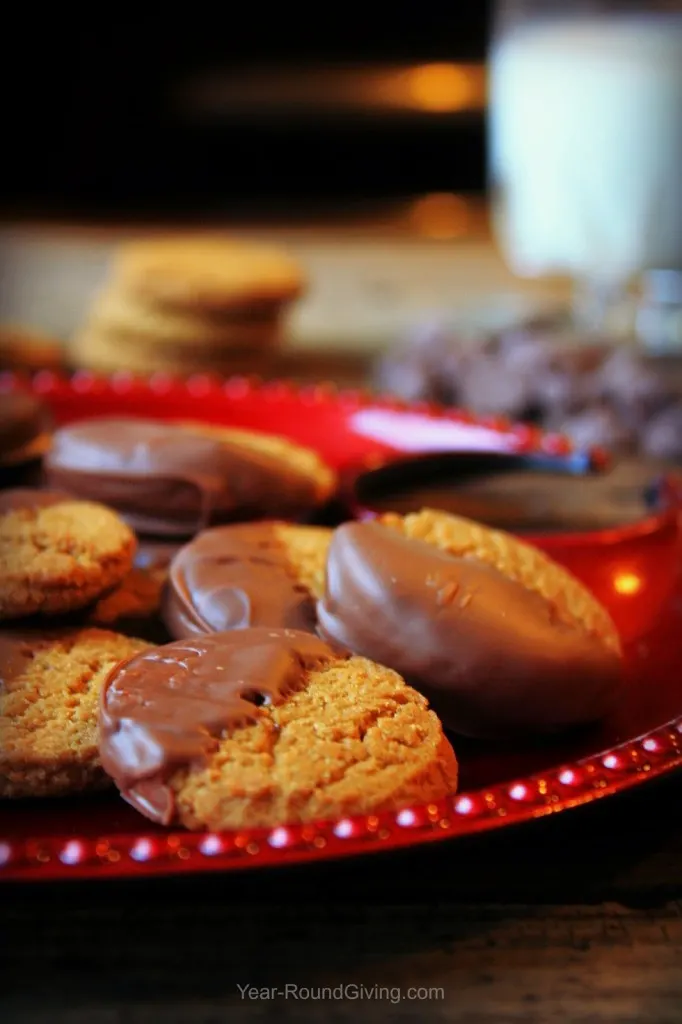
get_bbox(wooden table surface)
[5,766,682,1023]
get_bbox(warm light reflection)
[181,62,486,117]
[408,193,471,239]
[404,63,481,112]
[613,571,643,596]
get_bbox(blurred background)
[2,11,488,218]
[1,3,682,464]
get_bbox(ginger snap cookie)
[112,236,304,313]
[99,628,459,829]
[69,324,275,377]
[86,566,168,642]
[0,628,150,798]
[0,498,135,620]
[71,236,303,376]
[381,508,620,653]
[180,421,336,508]
[317,512,622,738]
[164,522,331,638]
[83,288,283,348]
[82,539,179,643]
[45,417,336,536]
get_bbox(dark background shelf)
[2,10,489,218]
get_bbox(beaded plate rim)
[1,369,680,882]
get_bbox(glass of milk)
[490,1,682,346]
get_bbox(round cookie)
[84,288,284,348]
[84,535,180,643]
[86,565,169,643]
[0,498,135,620]
[317,512,622,738]
[69,326,274,377]
[45,417,336,536]
[181,421,336,509]
[0,391,52,468]
[99,628,459,829]
[164,522,331,638]
[89,540,180,633]
[0,628,150,798]
[111,237,305,314]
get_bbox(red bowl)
[1,370,681,883]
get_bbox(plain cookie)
[0,628,150,798]
[0,499,135,620]
[112,237,305,313]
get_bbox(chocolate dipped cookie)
[164,522,330,638]
[99,628,459,829]
[45,417,336,536]
[317,511,622,738]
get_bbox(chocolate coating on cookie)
[164,523,317,638]
[100,628,335,824]
[317,522,621,737]
[45,418,320,536]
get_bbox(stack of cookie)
[70,236,305,376]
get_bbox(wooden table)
[5,770,682,1023]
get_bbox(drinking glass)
[489,0,682,350]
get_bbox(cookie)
[84,287,283,348]
[381,509,620,649]
[0,498,135,620]
[86,565,169,642]
[99,628,459,829]
[317,513,622,738]
[164,522,331,638]
[111,237,305,314]
[83,538,178,642]
[0,391,52,468]
[181,421,336,506]
[69,325,274,377]
[45,417,336,536]
[0,628,150,798]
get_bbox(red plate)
[2,369,682,882]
